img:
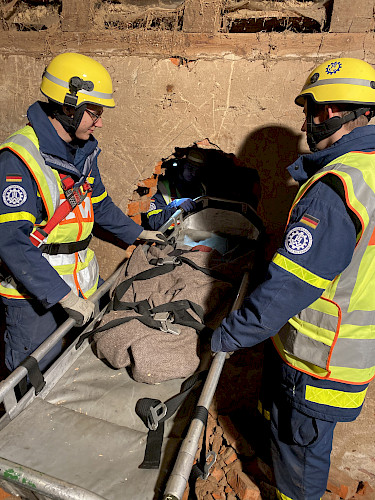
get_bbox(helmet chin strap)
[306,102,373,152]
[53,104,87,138]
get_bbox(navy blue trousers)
[2,277,105,373]
[270,395,336,499]
[258,342,337,500]
[2,297,67,373]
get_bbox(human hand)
[138,230,168,245]
[168,198,191,209]
[179,198,196,213]
[59,291,95,326]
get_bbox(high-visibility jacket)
[273,150,375,385]
[147,177,206,230]
[0,125,99,299]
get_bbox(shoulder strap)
[29,173,92,248]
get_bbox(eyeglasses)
[86,108,103,124]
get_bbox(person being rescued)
[146,148,207,230]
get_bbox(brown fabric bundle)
[95,243,253,384]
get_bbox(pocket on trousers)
[4,305,33,353]
[4,330,33,354]
[290,408,318,447]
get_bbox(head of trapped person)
[179,148,206,185]
[40,52,115,142]
[295,57,375,152]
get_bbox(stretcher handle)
[0,266,122,401]
[0,456,106,500]
[163,272,250,500]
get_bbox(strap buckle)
[148,402,167,431]
[155,256,181,266]
[203,451,217,480]
[153,311,181,335]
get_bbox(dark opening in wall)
[0,0,333,33]
[97,0,184,31]
[222,0,334,34]
[1,0,61,31]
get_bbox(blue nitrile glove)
[168,198,196,212]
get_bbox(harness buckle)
[148,402,167,431]
[153,312,181,335]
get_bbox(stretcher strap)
[113,264,176,305]
[135,371,208,469]
[18,355,46,396]
[76,299,210,349]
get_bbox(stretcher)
[0,195,264,500]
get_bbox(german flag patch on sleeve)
[300,214,320,229]
[6,175,22,182]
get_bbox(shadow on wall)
[237,125,307,257]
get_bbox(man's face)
[181,162,200,183]
[301,101,331,151]
[75,105,103,141]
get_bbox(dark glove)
[179,198,197,213]
[138,230,168,245]
[59,291,95,326]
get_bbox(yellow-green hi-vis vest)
[272,150,375,385]
[0,125,99,300]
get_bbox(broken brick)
[227,469,261,500]
[326,466,359,499]
[356,480,375,498]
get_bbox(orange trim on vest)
[272,338,375,385]
[5,146,52,220]
[322,295,342,372]
[368,226,375,246]
[286,171,365,246]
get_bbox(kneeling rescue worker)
[146,148,207,230]
[211,57,375,499]
[0,52,165,373]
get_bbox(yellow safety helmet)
[295,57,375,107]
[40,52,115,108]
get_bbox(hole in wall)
[129,139,262,230]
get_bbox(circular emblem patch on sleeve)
[285,226,313,254]
[2,185,28,207]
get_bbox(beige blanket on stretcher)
[95,242,254,384]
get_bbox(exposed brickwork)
[326,466,361,499]
[126,161,162,231]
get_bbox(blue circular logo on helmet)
[326,61,342,75]
[285,227,313,255]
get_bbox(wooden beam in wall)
[183,0,224,33]
[330,0,375,33]
[61,0,93,32]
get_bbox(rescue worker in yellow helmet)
[211,58,375,499]
[146,148,207,230]
[0,52,165,372]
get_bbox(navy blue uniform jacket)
[211,126,375,421]
[0,102,143,309]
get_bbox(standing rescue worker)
[0,52,164,372]
[211,57,375,500]
[146,148,207,229]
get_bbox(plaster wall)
[0,52,313,275]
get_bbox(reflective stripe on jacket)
[273,151,375,385]
[0,126,99,299]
